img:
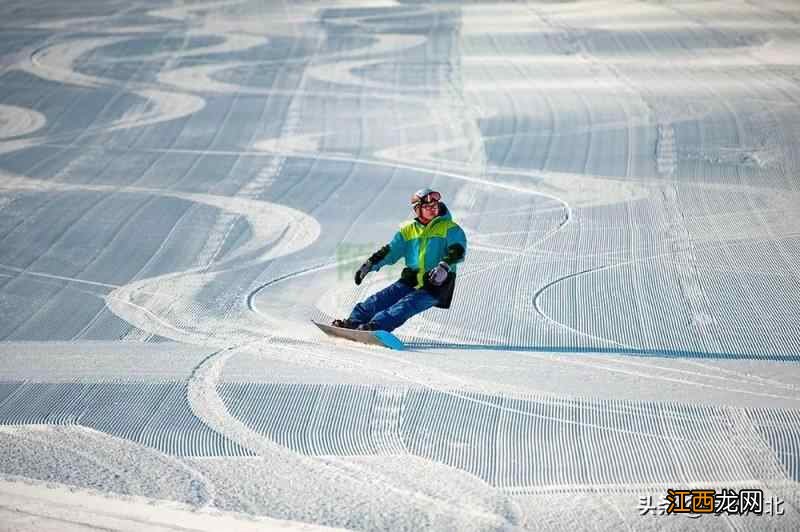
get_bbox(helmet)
[411,188,441,207]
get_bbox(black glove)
[443,243,465,264]
[355,244,390,285]
[427,261,449,286]
[354,260,372,285]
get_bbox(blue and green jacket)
[368,203,467,309]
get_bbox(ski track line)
[213,369,797,492]
[529,265,632,349]
[0,173,191,341]
[0,177,171,339]
[147,278,793,493]
[251,338,770,452]
[591,354,799,392]
[246,143,576,205]
[682,358,800,391]
[190,34,286,275]
[0,145,122,261]
[25,139,712,206]
[0,173,321,344]
[159,113,251,278]
[2,140,218,341]
[22,36,205,136]
[528,232,800,357]
[97,72,288,340]
[510,1,665,353]
[0,263,123,292]
[0,31,217,310]
[185,343,519,527]
[524,352,800,402]
[212,21,325,278]
[105,180,213,342]
[75,28,328,340]
[657,25,767,357]
[282,340,800,486]
[119,192,323,344]
[251,223,795,385]
[149,20,474,127]
[70,34,177,148]
[0,379,260,458]
[1,173,321,268]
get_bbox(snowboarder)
[332,188,467,332]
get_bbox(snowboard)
[312,320,405,351]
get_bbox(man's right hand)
[354,261,372,285]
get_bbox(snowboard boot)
[357,322,379,331]
[331,318,358,329]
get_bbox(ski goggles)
[411,190,441,207]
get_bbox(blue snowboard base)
[312,320,405,351]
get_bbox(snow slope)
[1,0,799,530]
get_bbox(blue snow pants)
[348,280,439,332]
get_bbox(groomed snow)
[1,0,799,530]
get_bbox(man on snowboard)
[332,188,467,332]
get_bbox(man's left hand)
[427,262,449,286]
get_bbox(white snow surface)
[1,0,799,530]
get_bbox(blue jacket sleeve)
[372,231,406,271]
